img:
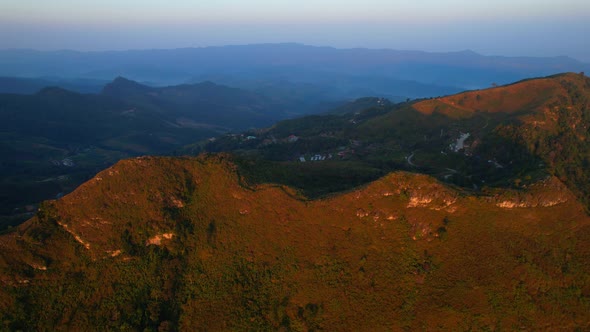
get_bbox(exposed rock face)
[492,177,573,208]
[146,233,175,246]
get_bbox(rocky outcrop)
[491,176,573,208]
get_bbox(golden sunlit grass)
[413,76,568,117]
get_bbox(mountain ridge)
[412,72,581,117]
[198,72,590,210]
[3,43,584,64]
[1,44,586,92]
[2,153,590,330]
[2,154,582,259]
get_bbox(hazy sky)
[1,0,589,61]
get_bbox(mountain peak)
[112,76,135,84]
[102,76,152,96]
[454,49,479,56]
[35,86,77,97]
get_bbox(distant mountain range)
[2,71,590,329]
[2,43,588,99]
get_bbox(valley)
[0,77,319,229]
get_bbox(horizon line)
[0,43,582,63]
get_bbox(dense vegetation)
[1,155,589,330]
[503,73,590,207]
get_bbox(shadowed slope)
[412,73,590,207]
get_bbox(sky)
[1,0,589,62]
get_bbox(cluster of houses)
[258,134,300,146]
[299,153,333,162]
[297,141,359,163]
[214,131,362,164]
